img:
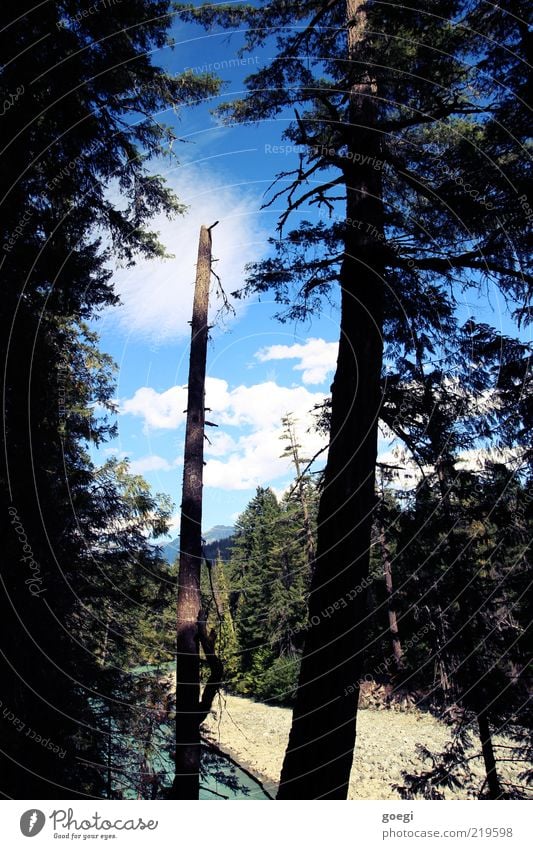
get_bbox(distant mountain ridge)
[204,525,235,543]
[160,524,234,564]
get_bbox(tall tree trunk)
[478,713,503,799]
[171,225,212,799]
[277,0,384,799]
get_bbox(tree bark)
[171,225,212,799]
[478,713,504,799]
[277,0,384,799]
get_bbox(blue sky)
[90,10,528,536]
[89,14,344,534]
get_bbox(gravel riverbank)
[202,693,528,799]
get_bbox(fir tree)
[0,0,217,797]
[177,0,531,796]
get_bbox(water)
[127,665,271,799]
[200,748,272,800]
[147,740,271,800]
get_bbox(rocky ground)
[202,692,529,799]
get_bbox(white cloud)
[121,377,328,490]
[204,420,325,491]
[270,483,292,503]
[207,379,326,429]
[204,441,285,490]
[455,445,524,472]
[375,444,526,493]
[106,166,266,341]
[166,511,182,538]
[204,379,328,489]
[376,446,422,490]
[256,337,338,385]
[121,385,188,430]
[204,430,238,457]
[128,454,176,475]
[122,377,326,432]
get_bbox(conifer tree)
[280,415,316,568]
[0,0,217,797]
[230,488,282,682]
[394,463,531,799]
[227,484,314,703]
[177,0,531,797]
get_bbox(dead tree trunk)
[171,225,212,800]
[277,0,384,799]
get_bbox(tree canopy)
[0,0,216,797]
[176,0,532,798]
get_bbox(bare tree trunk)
[478,713,504,799]
[278,0,384,799]
[171,225,212,800]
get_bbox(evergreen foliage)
[223,486,314,703]
[0,0,217,797]
[1,0,531,802]
[175,0,531,797]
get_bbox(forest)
[0,0,531,804]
